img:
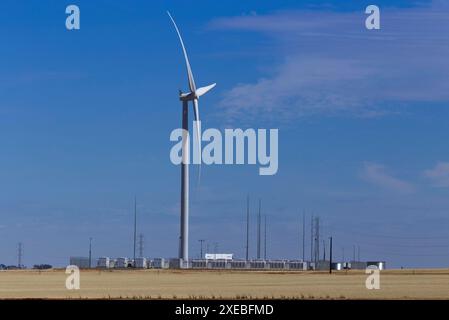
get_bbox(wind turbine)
[168,11,216,266]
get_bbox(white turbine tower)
[168,12,216,266]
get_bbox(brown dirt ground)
[1,268,448,299]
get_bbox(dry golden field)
[1,268,449,299]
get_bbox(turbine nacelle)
[179,83,217,101]
[179,91,195,101]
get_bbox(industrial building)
[86,256,385,271]
[69,254,386,271]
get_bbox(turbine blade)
[193,99,200,122]
[167,11,196,93]
[196,83,216,97]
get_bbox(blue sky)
[1,0,449,268]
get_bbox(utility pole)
[138,233,144,258]
[310,214,314,262]
[89,237,92,268]
[257,199,261,260]
[133,196,137,265]
[329,237,333,274]
[264,214,267,260]
[310,216,320,265]
[314,216,320,265]
[302,211,305,261]
[342,247,345,262]
[199,239,205,259]
[323,239,326,261]
[17,242,23,269]
[246,195,250,261]
[358,245,360,262]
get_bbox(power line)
[350,242,449,248]
[362,248,449,257]
[331,227,449,240]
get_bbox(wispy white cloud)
[423,162,449,187]
[361,162,415,194]
[211,1,449,123]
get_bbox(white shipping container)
[97,257,110,268]
[152,258,166,269]
[115,257,129,268]
[135,257,147,268]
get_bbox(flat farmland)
[1,269,449,299]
